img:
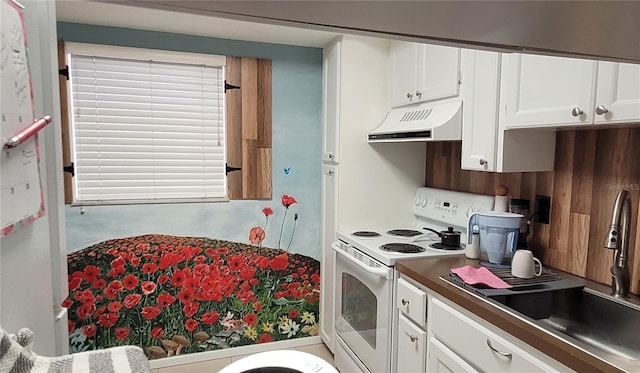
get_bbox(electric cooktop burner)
[386,229,423,237]
[380,243,426,253]
[429,243,464,251]
[351,231,381,238]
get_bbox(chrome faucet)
[604,190,631,298]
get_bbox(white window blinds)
[68,45,226,203]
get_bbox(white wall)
[0,0,66,356]
[337,36,426,228]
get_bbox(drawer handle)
[409,335,418,343]
[401,298,409,306]
[486,339,513,359]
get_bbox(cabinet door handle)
[486,339,513,359]
[401,298,409,305]
[595,105,609,115]
[479,159,487,166]
[325,170,334,176]
[415,90,422,99]
[571,107,583,117]
[409,335,418,343]
[328,153,334,160]
[406,92,413,100]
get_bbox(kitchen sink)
[533,287,640,370]
[443,273,640,371]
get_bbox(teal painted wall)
[59,22,323,260]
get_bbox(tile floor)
[152,343,335,373]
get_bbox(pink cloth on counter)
[451,265,512,289]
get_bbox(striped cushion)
[0,327,150,373]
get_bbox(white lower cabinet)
[397,313,427,373]
[428,296,573,373]
[427,336,478,373]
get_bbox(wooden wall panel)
[226,57,272,200]
[425,127,640,295]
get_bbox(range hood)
[368,101,462,143]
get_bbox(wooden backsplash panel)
[425,128,640,294]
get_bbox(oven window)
[341,273,377,348]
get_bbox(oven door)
[332,242,394,373]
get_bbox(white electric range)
[332,187,495,373]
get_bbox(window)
[64,43,225,203]
[58,41,272,204]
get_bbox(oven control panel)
[413,188,495,228]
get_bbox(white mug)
[511,250,542,279]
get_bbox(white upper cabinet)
[322,38,341,163]
[595,62,640,124]
[503,53,640,128]
[390,41,460,108]
[461,50,555,172]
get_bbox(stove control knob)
[414,197,421,206]
[421,198,428,207]
[465,207,473,217]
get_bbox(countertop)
[396,256,635,373]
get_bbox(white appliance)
[367,100,462,142]
[332,187,494,373]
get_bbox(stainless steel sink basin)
[532,287,640,372]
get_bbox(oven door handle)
[332,243,392,279]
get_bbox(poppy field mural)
[64,195,321,359]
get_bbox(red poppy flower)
[311,273,320,284]
[254,302,262,312]
[111,256,125,268]
[151,326,164,339]
[201,311,220,325]
[157,274,169,285]
[177,288,195,304]
[123,294,142,309]
[82,324,97,338]
[107,301,123,313]
[130,256,141,267]
[249,227,265,245]
[269,253,289,271]
[171,270,186,287]
[68,320,76,334]
[281,194,297,208]
[185,318,199,332]
[98,312,119,328]
[256,256,270,269]
[183,302,199,318]
[107,265,125,278]
[141,281,157,295]
[262,207,273,216]
[288,310,299,319]
[61,297,73,308]
[157,293,176,308]
[141,263,157,274]
[240,267,257,280]
[228,255,246,272]
[76,302,95,320]
[243,313,258,326]
[92,279,106,289]
[70,271,83,281]
[114,327,130,340]
[122,275,139,290]
[258,334,273,343]
[83,265,101,283]
[104,281,123,300]
[69,277,83,291]
[141,306,162,320]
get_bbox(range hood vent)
[368,101,462,143]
